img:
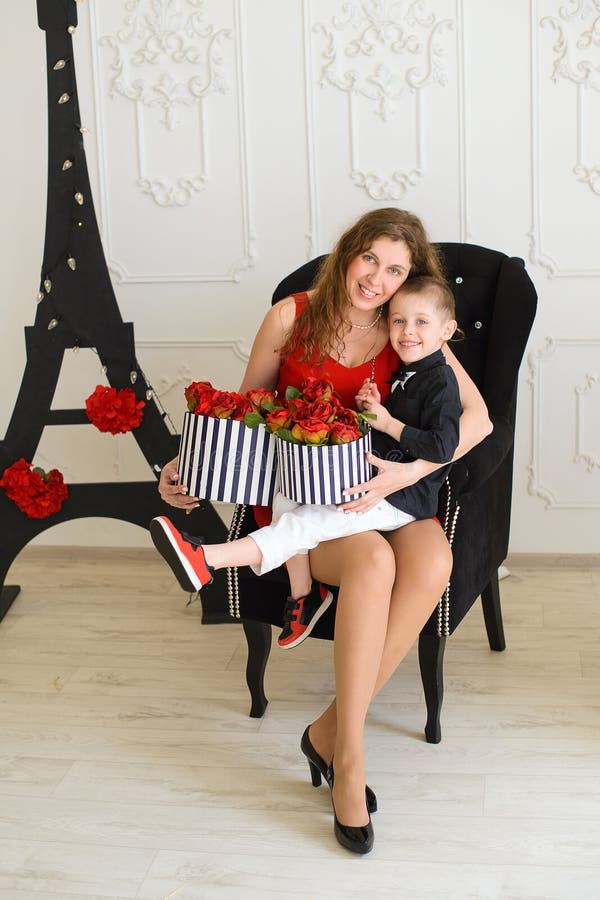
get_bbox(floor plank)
[1,551,599,898]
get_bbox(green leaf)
[285,385,302,400]
[32,466,46,479]
[244,412,265,428]
[262,399,276,412]
[358,412,376,421]
[276,427,301,444]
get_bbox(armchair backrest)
[272,243,537,422]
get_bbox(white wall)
[1,0,598,551]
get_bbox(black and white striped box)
[276,431,372,505]
[177,412,278,505]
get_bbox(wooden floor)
[0,549,598,900]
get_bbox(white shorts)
[250,491,414,576]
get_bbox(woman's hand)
[158,457,199,510]
[338,453,424,513]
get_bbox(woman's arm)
[340,344,492,512]
[158,297,296,508]
[442,343,493,458]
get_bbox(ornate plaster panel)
[303,0,466,254]
[530,0,600,276]
[527,337,600,507]
[89,0,256,283]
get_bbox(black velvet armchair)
[206,243,537,743]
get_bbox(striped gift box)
[276,430,372,505]
[177,412,278,505]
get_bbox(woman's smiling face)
[345,237,412,314]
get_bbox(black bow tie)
[389,369,415,390]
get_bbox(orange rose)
[246,388,277,414]
[265,407,292,433]
[211,390,238,419]
[330,421,361,445]
[291,417,331,445]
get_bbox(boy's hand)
[355,379,381,411]
[361,393,392,433]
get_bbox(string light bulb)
[79,126,89,135]
[67,25,76,34]
[44,278,52,293]
[67,256,76,271]
[58,93,70,104]
[130,371,138,384]
[62,159,73,171]
[146,389,154,400]
[47,318,59,330]
[75,192,84,205]
[53,59,67,71]
[101,365,107,375]
[36,291,44,304]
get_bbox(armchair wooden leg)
[481,572,506,651]
[418,633,446,744]
[242,620,272,718]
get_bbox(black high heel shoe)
[300,726,377,814]
[326,761,374,855]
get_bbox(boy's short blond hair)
[391,275,456,321]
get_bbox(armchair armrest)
[450,415,513,497]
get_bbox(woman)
[158,208,492,853]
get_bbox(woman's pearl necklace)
[343,305,383,330]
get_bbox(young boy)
[150,276,462,649]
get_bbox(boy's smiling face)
[388,290,457,365]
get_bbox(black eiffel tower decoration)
[0,0,228,622]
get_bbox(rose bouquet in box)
[244,378,374,505]
[177,381,279,505]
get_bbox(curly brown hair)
[281,208,445,362]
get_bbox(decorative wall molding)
[312,0,454,201]
[303,0,467,249]
[575,372,600,471]
[530,1,600,276]
[100,1,232,132]
[527,337,600,508]
[89,0,256,283]
[136,337,250,391]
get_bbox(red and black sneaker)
[149,516,214,594]
[277,583,334,650]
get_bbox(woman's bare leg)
[308,519,452,792]
[308,530,396,826]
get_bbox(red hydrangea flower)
[0,458,68,519]
[85,385,145,434]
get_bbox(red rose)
[288,399,313,423]
[185,381,215,414]
[330,421,361,445]
[231,393,252,421]
[211,390,238,419]
[300,377,335,402]
[246,388,277,414]
[291,417,331,445]
[85,385,145,434]
[265,407,292,433]
[0,458,68,519]
[303,399,338,423]
[334,407,359,427]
